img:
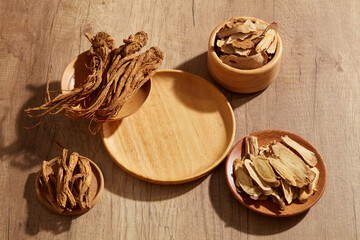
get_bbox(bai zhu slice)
[233,135,321,211]
[216,18,278,70]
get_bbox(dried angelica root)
[233,135,321,211]
[38,148,94,213]
[77,156,93,209]
[39,160,64,213]
[25,31,163,134]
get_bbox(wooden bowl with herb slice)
[207,17,283,93]
[35,148,104,215]
[225,130,326,217]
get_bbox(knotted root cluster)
[25,31,163,134]
[38,148,93,213]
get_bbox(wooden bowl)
[207,17,283,93]
[61,51,151,120]
[35,157,104,215]
[225,130,327,217]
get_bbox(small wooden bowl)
[225,130,326,217]
[61,51,151,120]
[207,17,283,93]
[35,157,104,215]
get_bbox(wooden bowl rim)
[35,156,104,215]
[225,129,327,217]
[208,16,283,74]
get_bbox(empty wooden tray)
[102,70,235,184]
[225,129,327,217]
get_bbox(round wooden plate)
[101,70,236,184]
[61,51,151,120]
[225,130,327,217]
[35,157,104,215]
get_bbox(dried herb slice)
[281,135,318,167]
[250,155,277,183]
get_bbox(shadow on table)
[24,173,75,235]
[1,81,200,235]
[175,52,266,110]
[209,162,307,235]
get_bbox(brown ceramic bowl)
[61,51,152,120]
[225,130,326,217]
[207,17,283,93]
[35,157,104,215]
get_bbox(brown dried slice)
[77,157,93,209]
[221,51,268,70]
[298,167,320,203]
[217,19,257,39]
[281,135,318,167]
[247,136,259,155]
[250,155,277,183]
[62,152,79,208]
[56,159,67,208]
[268,156,297,186]
[271,143,316,188]
[227,32,252,42]
[233,159,262,200]
[232,39,254,50]
[244,159,272,195]
[270,189,286,210]
[219,44,251,56]
[40,160,63,213]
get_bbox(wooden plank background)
[0,0,359,239]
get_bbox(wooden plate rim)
[101,69,236,184]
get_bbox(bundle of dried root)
[233,135,320,210]
[25,31,163,134]
[216,17,278,70]
[38,148,93,213]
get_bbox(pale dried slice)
[281,180,293,204]
[259,144,271,156]
[216,39,226,48]
[255,23,278,53]
[268,156,297,186]
[255,29,277,53]
[218,19,257,39]
[232,39,254,49]
[221,51,268,70]
[298,167,320,203]
[266,36,277,54]
[244,159,272,195]
[250,155,277,183]
[233,159,262,200]
[247,136,259,155]
[270,189,286,210]
[281,135,318,167]
[271,143,316,187]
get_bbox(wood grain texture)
[0,0,359,239]
[102,70,235,184]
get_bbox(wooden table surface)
[1,0,359,239]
